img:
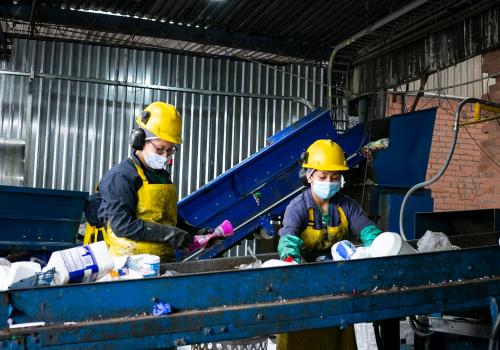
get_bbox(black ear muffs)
[299,168,309,186]
[299,151,309,186]
[129,128,146,150]
[129,111,151,150]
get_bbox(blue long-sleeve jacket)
[97,152,174,240]
[279,189,375,241]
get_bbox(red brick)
[385,68,500,211]
[482,50,500,72]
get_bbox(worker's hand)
[197,227,214,235]
[278,235,304,263]
[142,222,194,249]
[359,224,382,247]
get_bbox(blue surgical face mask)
[144,151,170,170]
[311,180,340,200]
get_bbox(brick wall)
[477,49,500,209]
[386,50,500,211]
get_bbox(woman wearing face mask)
[89,102,194,262]
[276,139,382,350]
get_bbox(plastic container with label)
[127,254,161,277]
[331,240,357,261]
[142,255,160,277]
[43,241,114,285]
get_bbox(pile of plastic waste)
[1,219,237,290]
[0,241,168,291]
[330,230,460,262]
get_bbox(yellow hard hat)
[136,102,183,144]
[302,139,349,171]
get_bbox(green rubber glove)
[359,224,382,247]
[278,235,304,263]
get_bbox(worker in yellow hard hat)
[84,102,194,262]
[276,139,382,350]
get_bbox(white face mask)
[144,151,169,170]
[311,180,340,200]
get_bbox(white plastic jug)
[2,261,41,290]
[331,240,357,261]
[43,241,114,285]
[368,232,417,257]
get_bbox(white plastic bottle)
[43,241,114,285]
[142,255,160,277]
[2,261,41,290]
[127,254,161,277]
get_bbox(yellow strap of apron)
[129,157,147,181]
[307,207,315,226]
[83,223,110,246]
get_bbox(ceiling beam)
[0,3,332,61]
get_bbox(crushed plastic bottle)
[153,302,172,316]
[331,240,357,261]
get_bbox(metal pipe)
[0,69,316,112]
[326,0,431,119]
[386,91,471,101]
[489,312,500,350]
[398,98,500,240]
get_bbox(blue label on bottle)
[64,245,99,283]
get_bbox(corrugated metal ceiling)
[0,0,477,63]
[1,0,498,93]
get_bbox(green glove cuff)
[359,224,382,247]
[278,235,304,263]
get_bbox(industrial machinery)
[177,108,365,259]
[0,185,87,255]
[178,107,436,259]
[0,236,498,349]
[0,103,499,349]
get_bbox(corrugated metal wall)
[396,55,496,98]
[352,5,500,94]
[0,38,326,198]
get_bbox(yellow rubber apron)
[107,158,178,262]
[277,205,357,350]
[301,206,349,251]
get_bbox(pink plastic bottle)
[188,220,234,252]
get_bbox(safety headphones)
[129,111,151,150]
[298,151,309,186]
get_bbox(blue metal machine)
[0,106,499,349]
[367,108,437,239]
[0,238,498,349]
[0,186,87,253]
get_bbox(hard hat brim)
[302,164,349,171]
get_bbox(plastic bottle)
[214,220,233,237]
[153,302,171,316]
[188,220,234,252]
[2,261,41,290]
[127,254,161,277]
[331,240,357,261]
[368,232,417,257]
[142,255,160,277]
[43,241,114,285]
